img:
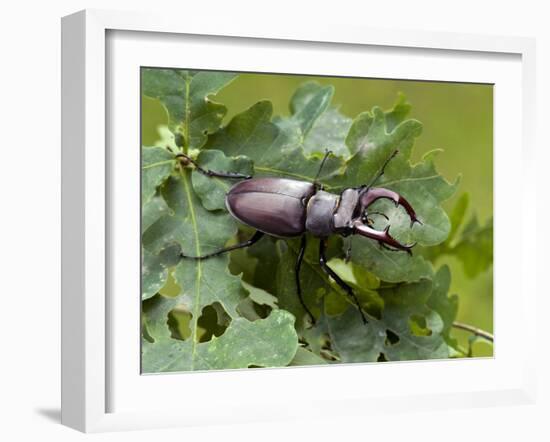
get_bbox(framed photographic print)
[61,9,537,432]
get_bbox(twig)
[452,321,494,342]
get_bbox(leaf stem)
[452,321,493,342]
[183,72,191,154]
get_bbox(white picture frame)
[61,9,537,433]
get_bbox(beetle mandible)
[178,149,421,326]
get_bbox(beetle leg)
[181,231,264,260]
[295,235,316,326]
[353,221,416,255]
[200,170,252,179]
[176,153,252,180]
[319,239,368,325]
[359,187,422,227]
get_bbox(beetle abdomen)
[225,178,315,238]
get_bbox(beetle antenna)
[364,149,399,190]
[313,149,333,187]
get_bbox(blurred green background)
[143,72,494,357]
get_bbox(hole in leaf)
[158,271,181,297]
[377,352,388,362]
[236,296,272,321]
[197,302,231,343]
[385,329,400,346]
[168,306,192,340]
[253,302,271,319]
[236,281,278,321]
[408,314,433,336]
[142,294,180,343]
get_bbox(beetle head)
[351,187,421,254]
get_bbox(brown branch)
[452,321,494,342]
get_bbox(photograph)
[0,0,544,438]
[140,67,494,373]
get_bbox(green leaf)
[142,308,298,372]
[290,346,329,366]
[377,150,459,246]
[385,93,412,132]
[141,195,169,234]
[453,216,493,278]
[140,77,471,369]
[350,239,433,284]
[351,262,381,290]
[141,145,179,302]
[142,248,300,372]
[426,265,459,336]
[141,68,236,150]
[287,82,352,157]
[326,278,450,363]
[173,254,246,321]
[205,100,344,181]
[142,171,237,255]
[275,238,341,329]
[286,81,353,159]
[141,146,174,205]
[236,281,279,321]
[327,102,458,282]
[191,149,253,210]
[142,294,179,342]
[194,310,298,370]
[324,258,356,284]
[140,168,299,372]
[447,193,470,244]
[340,106,458,239]
[247,236,281,296]
[289,81,334,136]
[274,237,385,344]
[423,193,493,278]
[242,281,279,310]
[302,107,352,157]
[141,245,181,301]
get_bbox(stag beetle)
[178,150,421,325]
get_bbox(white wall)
[1,1,547,440]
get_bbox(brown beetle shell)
[225,178,315,238]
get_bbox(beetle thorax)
[305,191,338,237]
[305,188,361,237]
